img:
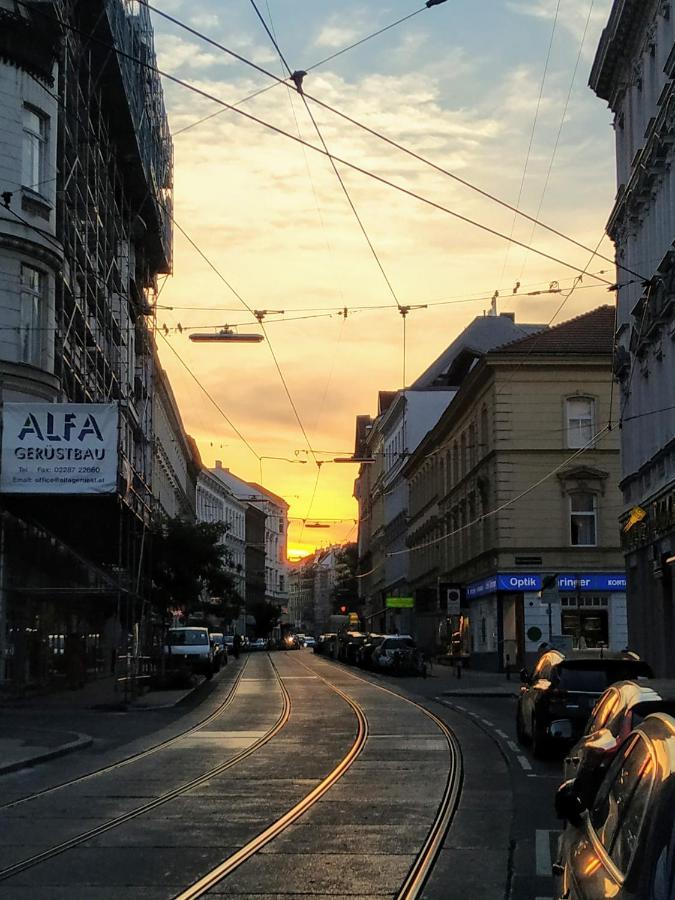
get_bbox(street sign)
[386,596,414,609]
[439,583,461,615]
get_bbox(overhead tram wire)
[18,1,630,287]
[517,0,595,282]
[139,0,648,285]
[156,273,624,316]
[157,331,261,461]
[249,0,410,389]
[499,0,561,284]
[170,3,439,138]
[496,232,611,398]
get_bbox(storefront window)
[560,595,609,648]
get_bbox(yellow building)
[405,307,626,670]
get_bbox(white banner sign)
[1,403,119,494]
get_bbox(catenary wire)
[389,423,612,557]
[19,0,625,286]
[248,0,403,314]
[169,4,435,138]
[158,331,261,460]
[517,0,595,282]
[139,0,647,284]
[499,0,561,284]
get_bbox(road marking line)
[517,755,533,771]
[480,718,495,726]
[536,830,553,877]
[495,729,509,739]
[454,704,466,711]
[507,740,520,753]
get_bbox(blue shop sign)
[557,573,627,592]
[467,573,542,599]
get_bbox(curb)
[441,690,519,698]
[0,732,93,777]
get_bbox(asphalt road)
[0,651,565,899]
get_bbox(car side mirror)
[520,668,530,684]
[555,780,586,827]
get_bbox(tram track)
[174,656,369,900]
[1,656,251,812]
[0,655,292,883]
[174,654,463,900]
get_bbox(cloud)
[155,34,232,71]
[506,0,613,57]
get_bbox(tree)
[151,517,241,625]
[248,599,281,638]
[331,543,358,613]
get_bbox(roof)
[411,314,544,388]
[491,305,615,357]
[246,481,290,510]
[590,0,646,103]
[378,391,397,415]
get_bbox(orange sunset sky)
[151,0,616,559]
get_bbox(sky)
[150,0,617,559]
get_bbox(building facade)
[196,469,247,606]
[354,312,544,636]
[405,307,626,669]
[591,1,675,676]
[245,504,266,634]
[153,358,200,523]
[0,0,172,692]
[211,463,289,609]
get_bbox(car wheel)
[531,714,547,759]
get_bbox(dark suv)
[516,650,653,757]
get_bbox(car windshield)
[167,630,208,646]
[382,638,415,650]
[556,662,653,692]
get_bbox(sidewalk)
[0,676,204,776]
[0,724,92,776]
[430,660,521,698]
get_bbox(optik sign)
[1,403,119,495]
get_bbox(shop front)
[465,572,628,671]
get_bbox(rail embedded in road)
[0,654,291,883]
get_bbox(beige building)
[405,307,626,670]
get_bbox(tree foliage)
[331,543,359,609]
[248,599,281,638]
[151,517,241,624]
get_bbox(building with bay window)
[403,307,626,670]
[591,0,675,676]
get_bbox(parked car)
[251,638,268,651]
[315,633,337,656]
[340,631,368,664]
[303,636,316,649]
[372,635,425,675]
[516,650,654,757]
[209,632,228,671]
[356,634,385,669]
[164,627,215,680]
[563,680,675,807]
[553,712,675,899]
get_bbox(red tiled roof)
[492,305,615,356]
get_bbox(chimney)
[500,312,515,322]
[215,460,223,469]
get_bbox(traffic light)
[339,605,347,614]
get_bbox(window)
[566,397,594,448]
[20,264,45,366]
[22,105,49,194]
[570,493,597,546]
